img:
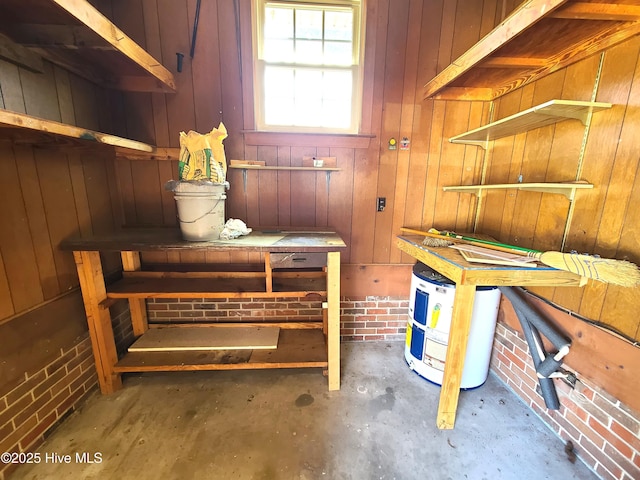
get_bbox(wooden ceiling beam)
[551,3,640,21]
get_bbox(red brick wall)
[147,295,409,342]
[491,321,640,480]
[0,301,133,480]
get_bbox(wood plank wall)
[0,25,123,390]
[107,0,640,345]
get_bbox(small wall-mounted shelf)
[229,161,341,192]
[449,100,612,148]
[0,109,155,153]
[229,165,341,172]
[443,181,593,200]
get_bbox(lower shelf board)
[114,329,328,373]
[128,326,280,352]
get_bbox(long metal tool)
[190,0,202,59]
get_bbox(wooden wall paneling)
[401,0,443,264]
[68,154,94,237]
[436,0,457,72]
[455,101,485,232]
[327,147,355,263]
[475,91,519,238]
[227,144,255,223]
[276,146,292,226]
[349,0,387,264]
[0,144,44,312]
[217,0,246,160]
[141,1,170,146]
[19,62,61,121]
[421,100,446,230]
[289,146,318,227]
[507,75,563,249]
[562,48,634,324]
[68,76,101,131]
[189,0,223,132]
[450,0,484,61]
[157,0,197,148]
[0,59,26,113]
[593,40,640,260]
[432,101,471,229]
[257,145,279,226]
[499,88,530,242]
[35,149,81,291]
[314,147,330,227]
[606,167,640,340]
[388,0,422,264]
[239,0,255,132]
[480,0,499,38]
[372,0,410,264]
[0,250,13,319]
[114,159,137,225]
[140,1,176,226]
[53,67,76,125]
[13,145,60,300]
[131,159,164,225]
[358,0,377,134]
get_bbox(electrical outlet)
[377,197,386,212]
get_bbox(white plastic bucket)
[173,182,227,241]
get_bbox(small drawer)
[269,252,327,269]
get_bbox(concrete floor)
[12,342,597,480]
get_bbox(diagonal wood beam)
[0,33,43,72]
[51,0,175,92]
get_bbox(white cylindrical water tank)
[404,262,501,389]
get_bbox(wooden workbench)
[62,229,346,394]
[396,235,586,429]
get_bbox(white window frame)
[252,0,364,134]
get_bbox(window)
[254,0,363,134]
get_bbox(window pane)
[265,7,293,38]
[295,69,323,101]
[295,40,323,64]
[323,70,352,100]
[295,9,322,40]
[324,41,352,65]
[265,67,294,98]
[322,100,351,128]
[325,11,352,41]
[265,97,295,125]
[263,38,294,62]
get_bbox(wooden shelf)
[443,181,593,199]
[114,329,329,373]
[106,276,327,299]
[449,100,612,148]
[0,0,175,93]
[423,0,640,101]
[229,165,341,172]
[0,109,155,153]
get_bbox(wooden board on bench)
[128,326,280,352]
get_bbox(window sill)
[242,130,375,149]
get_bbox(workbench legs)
[437,284,476,429]
[73,251,121,394]
[327,252,341,390]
